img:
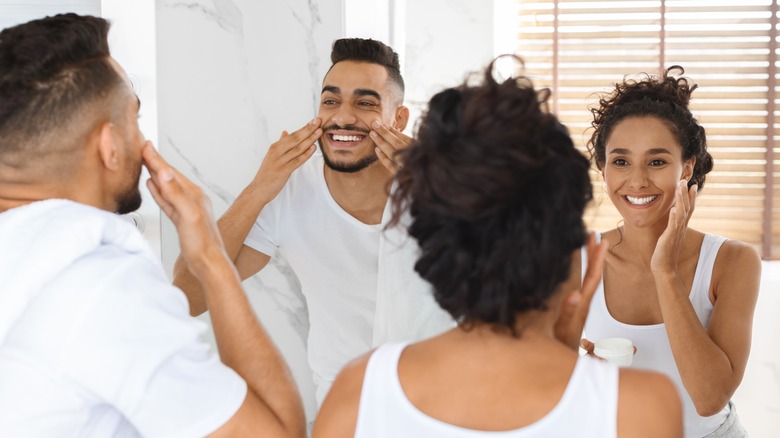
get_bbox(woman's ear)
[683,157,696,182]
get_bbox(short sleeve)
[44,247,248,437]
[244,191,282,258]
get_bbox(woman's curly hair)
[389,56,592,334]
[587,65,713,189]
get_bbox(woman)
[313,57,682,438]
[581,66,761,437]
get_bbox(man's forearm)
[173,181,271,316]
[194,249,305,436]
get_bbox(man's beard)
[115,165,143,214]
[320,123,377,173]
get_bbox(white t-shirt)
[354,342,619,438]
[246,155,384,403]
[0,200,247,437]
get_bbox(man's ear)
[393,105,410,132]
[96,122,120,171]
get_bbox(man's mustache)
[322,123,371,134]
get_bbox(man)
[174,38,454,405]
[0,14,304,437]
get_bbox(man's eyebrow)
[354,88,381,100]
[322,85,340,94]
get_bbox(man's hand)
[370,119,412,174]
[142,142,225,271]
[253,118,321,204]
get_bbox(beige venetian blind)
[516,0,776,258]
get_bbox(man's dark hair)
[330,38,404,95]
[0,13,123,172]
[390,56,592,335]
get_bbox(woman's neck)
[609,218,669,264]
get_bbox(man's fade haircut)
[330,38,405,98]
[0,13,124,171]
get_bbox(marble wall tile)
[156,0,343,420]
[402,0,496,128]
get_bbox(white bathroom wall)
[102,0,160,256]
[402,0,496,131]
[0,0,100,29]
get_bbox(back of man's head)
[0,13,122,179]
[330,38,405,97]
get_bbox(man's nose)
[331,105,357,127]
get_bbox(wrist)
[652,269,685,294]
[186,245,233,279]
[245,175,278,206]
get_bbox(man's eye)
[322,99,337,105]
[358,101,377,107]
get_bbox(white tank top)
[583,233,729,437]
[354,341,619,438]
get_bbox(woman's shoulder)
[715,236,760,263]
[708,235,761,298]
[702,233,761,278]
[312,349,374,438]
[617,368,683,438]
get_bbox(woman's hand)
[554,233,607,350]
[651,180,697,274]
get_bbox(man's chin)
[323,154,378,173]
[116,190,142,215]
[321,145,378,173]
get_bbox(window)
[514,0,778,259]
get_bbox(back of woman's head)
[391,56,592,333]
[587,66,713,189]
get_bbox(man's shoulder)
[268,154,326,209]
[53,244,181,313]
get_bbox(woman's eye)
[649,159,666,166]
[613,158,628,166]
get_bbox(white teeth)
[332,134,363,142]
[626,195,657,205]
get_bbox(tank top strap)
[355,341,410,436]
[688,234,726,325]
[580,232,603,280]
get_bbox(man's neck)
[323,161,392,225]
[0,178,106,215]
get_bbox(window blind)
[516,0,777,259]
